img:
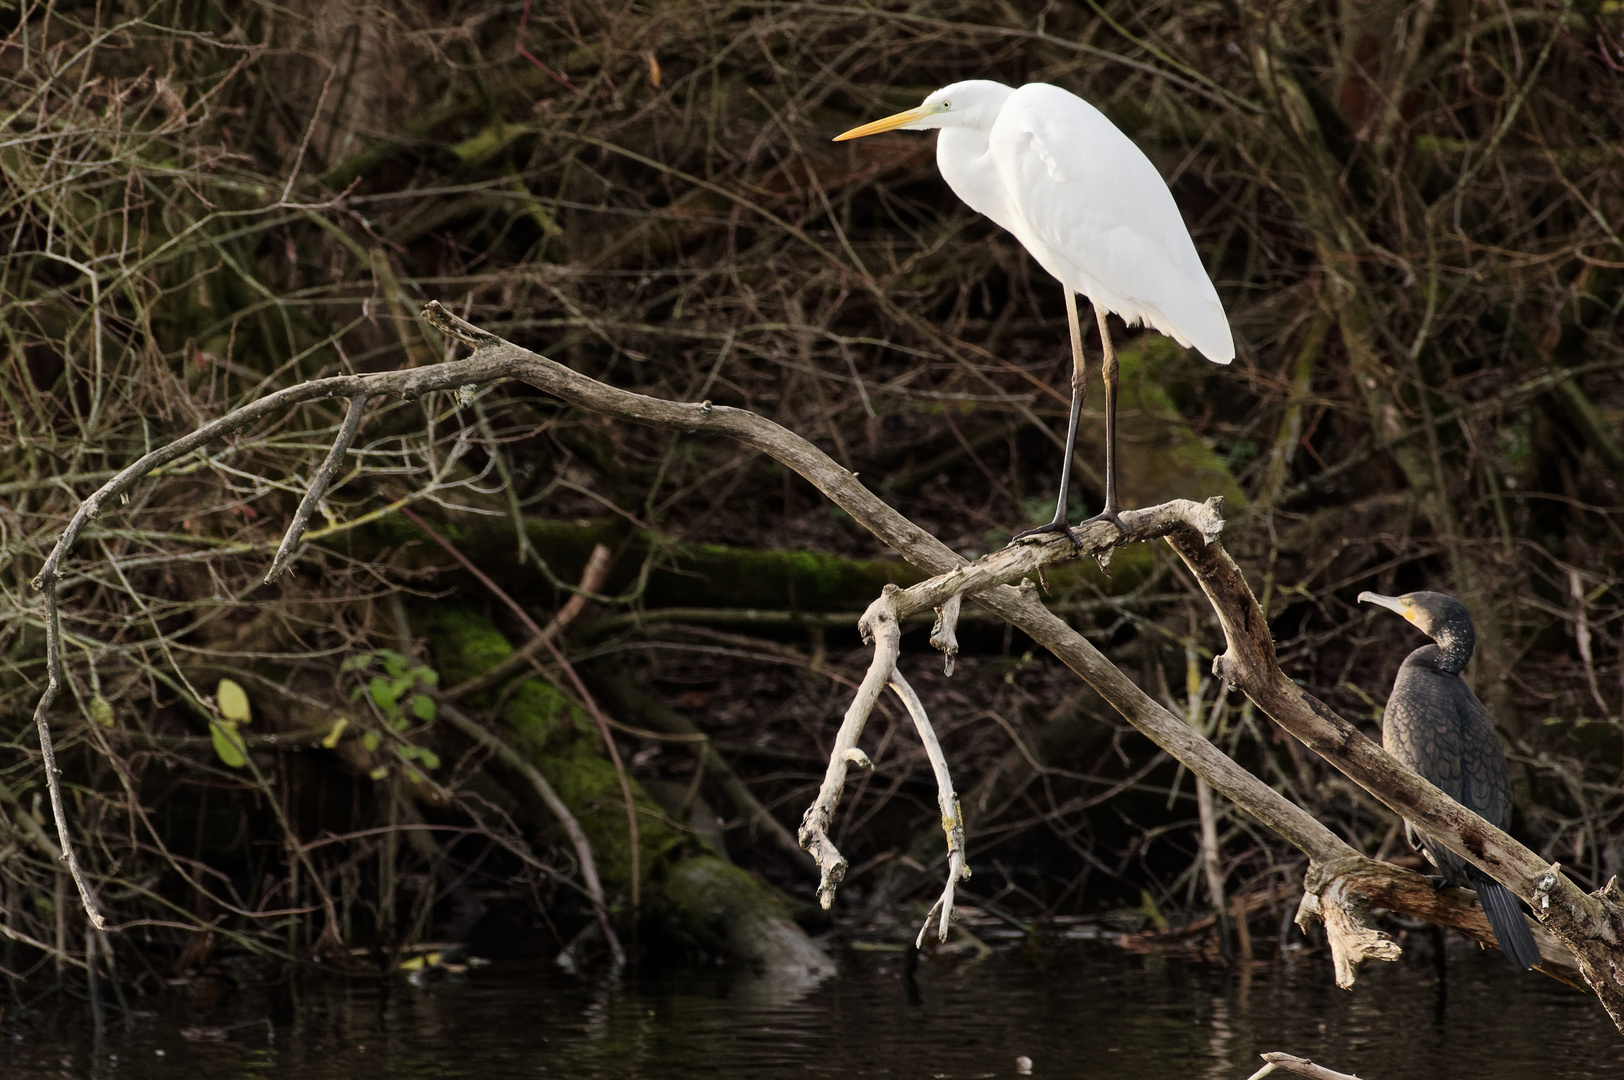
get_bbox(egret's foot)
[1010,517,1083,547]
[1077,504,1125,532]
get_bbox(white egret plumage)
[835,80,1233,538]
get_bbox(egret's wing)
[989,84,1233,363]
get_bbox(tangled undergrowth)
[1,0,1621,997]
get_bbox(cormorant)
[1358,589,1541,969]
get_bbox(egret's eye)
[940,100,951,110]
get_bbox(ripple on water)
[4,942,1620,1078]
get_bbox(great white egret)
[835,80,1233,538]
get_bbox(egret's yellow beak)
[1357,591,1418,623]
[833,105,934,142]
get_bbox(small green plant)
[210,678,252,768]
[343,650,442,781]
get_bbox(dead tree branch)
[1164,527,1624,1026]
[28,302,1620,1030]
[265,393,370,583]
[1246,1052,1365,1080]
[404,304,1593,991]
[28,588,106,931]
[888,668,967,947]
[798,587,901,908]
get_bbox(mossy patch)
[538,743,685,890]
[1110,336,1247,512]
[420,606,691,894]
[655,854,789,956]
[421,607,586,750]
[420,607,515,690]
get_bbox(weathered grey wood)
[1164,525,1624,1026]
[29,301,1621,1029]
[413,303,1619,1018]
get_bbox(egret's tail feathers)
[1155,298,1232,365]
[1192,300,1234,365]
[1468,868,1541,969]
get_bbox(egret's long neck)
[935,128,1020,237]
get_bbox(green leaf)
[216,678,251,723]
[417,749,441,770]
[341,653,374,673]
[368,676,399,712]
[89,695,114,726]
[209,720,247,768]
[389,714,410,733]
[410,694,436,723]
[379,649,407,678]
[368,766,389,781]
[414,667,440,687]
[361,731,380,753]
[395,744,419,762]
[348,685,365,703]
[320,717,349,749]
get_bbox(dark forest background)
[1,0,1621,989]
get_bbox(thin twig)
[399,507,644,920]
[264,394,370,583]
[443,543,614,700]
[277,59,339,205]
[887,669,967,946]
[515,0,582,93]
[30,587,106,930]
[797,585,902,908]
[438,701,624,967]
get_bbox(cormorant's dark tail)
[1467,867,1541,969]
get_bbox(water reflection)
[6,942,1619,1079]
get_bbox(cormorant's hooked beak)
[1358,591,1418,623]
[833,103,939,141]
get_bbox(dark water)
[6,943,1619,1078]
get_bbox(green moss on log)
[1103,336,1247,512]
[420,607,719,906]
[655,854,832,975]
[421,607,595,753]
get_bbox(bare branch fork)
[28,323,533,937]
[1164,529,1624,1024]
[792,582,971,947]
[264,391,371,583]
[797,500,1227,946]
[28,303,1624,1032]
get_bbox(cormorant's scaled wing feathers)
[1383,668,1470,883]
[1383,663,1516,889]
[987,84,1233,364]
[1451,679,1513,830]
[1384,666,1466,803]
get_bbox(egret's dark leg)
[1011,289,1087,545]
[1091,308,1123,525]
